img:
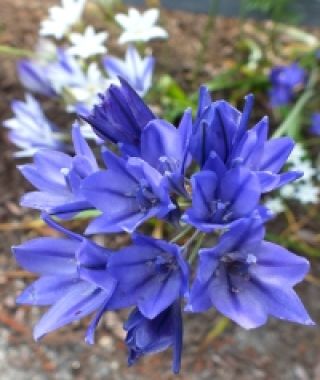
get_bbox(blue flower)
[10,82,312,373]
[310,112,320,135]
[19,122,98,218]
[188,218,314,328]
[229,116,302,192]
[17,59,56,97]
[124,301,183,374]
[191,88,301,192]
[191,87,250,166]
[182,166,264,232]
[103,45,154,97]
[82,78,155,151]
[108,234,189,319]
[13,214,117,341]
[82,149,175,234]
[3,94,66,157]
[18,50,88,99]
[269,63,306,107]
[140,109,192,196]
[46,49,87,94]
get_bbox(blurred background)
[1,0,320,379]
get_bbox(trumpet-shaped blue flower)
[269,63,306,107]
[188,218,314,328]
[124,301,183,374]
[82,79,155,151]
[82,150,175,234]
[182,166,263,232]
[191,87,247,166]
[18,59,56,97]
[13,214,117,341]
[310,112,320,136]
[3,94,65,157]
[103,45,154,97]
[109,234,189,319]
[46,49,86,94]
[19,122,98,218]
[140,109,192,196]
[191,87,301,192]
[228,116,302,192]
[18,50,88,100]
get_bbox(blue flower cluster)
[13,80,314,373]
[269,63,306,107]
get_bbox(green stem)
[273,68,318,138]
[188,233,206,264]
[57,209,102,221]
[183,230,201,250]
[170,225,193,243]
[0,45,34,58]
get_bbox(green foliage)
[152,74,195,122]
[242,0,298,23]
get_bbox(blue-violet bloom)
[3,94,65,157]
[82,78,155,151]
[19,122,98,218]
[269,63,306,107]
[124,301,183,374]
[109,234,189,319]
[140,109,192,196]
[182,166,263,232]
[191,88,302,192]
[18,59,56,97]
[188,218,314,328]
[103,45,154,97]
[82,149,175,234]
[13,214,117,341]
[310,112,320,136]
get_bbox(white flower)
[79,122,102,142]
[298,161,317,181]
[35,39,58,63]
[280,184,296,199]
[265,197,285,215]
[40,0,87,40]
[295,182,319,204]
[68,26,108,59]
[115,8,168,44]
[288,143,307,166]
[66,63,113,113]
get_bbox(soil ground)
[1,1,320,379]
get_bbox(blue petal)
[252,242,310,286]
[249,279,314,326]
[186,170,217,221]
[13,238,79,275]
[219,167,261,218]
[260,137,295,173]
[208,268,268,329]
[17,276,78,305]
[33,282,108,340]
[72,122,98,171]
[138,271,182,319]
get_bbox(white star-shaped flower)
[40,0,87,40]
[295,182,319,204]
[68,26,108,59]
[115,8,168,44]
[66,62,114,113]
[265,197,285,215]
